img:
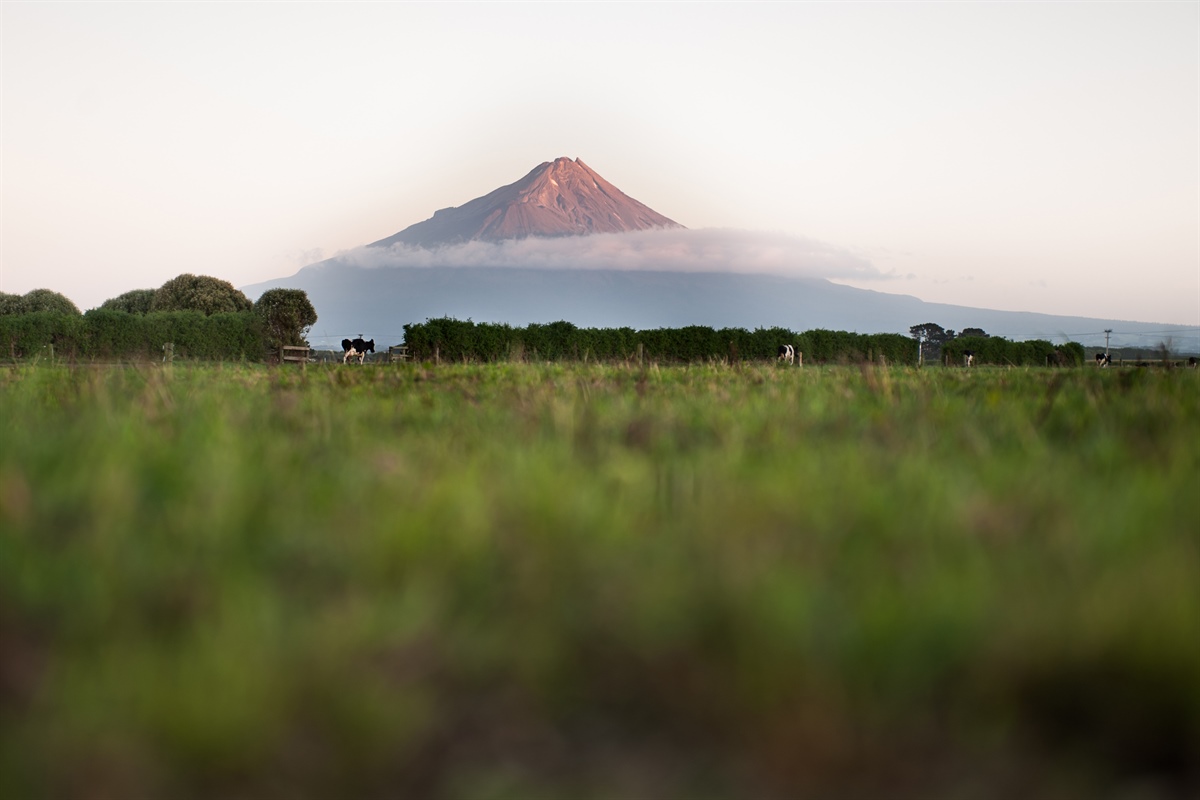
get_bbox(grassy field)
[1,361,1197,799]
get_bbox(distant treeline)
[401,319,1087,367]
[944,336,1085,367]
[1,310,1086,367]
[401,318,917,364]
[0,310,266,361]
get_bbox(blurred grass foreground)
[1,362,1197,799]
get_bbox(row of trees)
[402,318,919,364]
[944,336,1085,367]
[1,275,316,360]
[2,281,1083,366]
[402,318,1083,367]
[909,322,984,362]
[910,323,1084,366]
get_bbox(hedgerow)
[943,336,1084,367]
[402,317,920,364]
[0,310,266,361]
[0,310,1080,367]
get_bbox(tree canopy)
[100,289,156,314]
[910,322,955,363]
[2,289,82,315]
[151,274,253,315]
[0,292,24,315]
[253,288,317,350]
[909,322,950,343]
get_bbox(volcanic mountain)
[370,157,683,248]
[241,157,1192,351]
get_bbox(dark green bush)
[0,312,85,358]
[84,309,151,358]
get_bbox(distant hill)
[243,264,1195,352]
[242,157,1196,352]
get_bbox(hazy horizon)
[2,2,1197,326]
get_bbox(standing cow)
[778,345,795,365]
[342,337,375,364]
[1095,353,1112,368]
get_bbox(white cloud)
[323,228,886,281]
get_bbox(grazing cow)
[342,337,375,364]
[964,350,975,368]
[1189,356,1198,369]
[778,344,795,365]
[1095,353,1112,368]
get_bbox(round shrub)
[151,274,253,315]
[253,288,317,350]
[100,289,156,314]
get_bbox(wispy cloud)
[321,228,886,281]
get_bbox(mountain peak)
[371,158,683,249]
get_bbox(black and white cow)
[342,337,375,364]
[778,344,795,365]
[964,350,975,367]
[1095,353,1112,368]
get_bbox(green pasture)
[1,362,1197,798]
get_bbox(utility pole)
[1104,329,1113,357]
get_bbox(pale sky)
[3,1,1197,326]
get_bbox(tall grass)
[1,362,1197,798]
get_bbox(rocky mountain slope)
[369,157,682,248]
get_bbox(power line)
[1053,328,1200,337]
[968,327,1199,340]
